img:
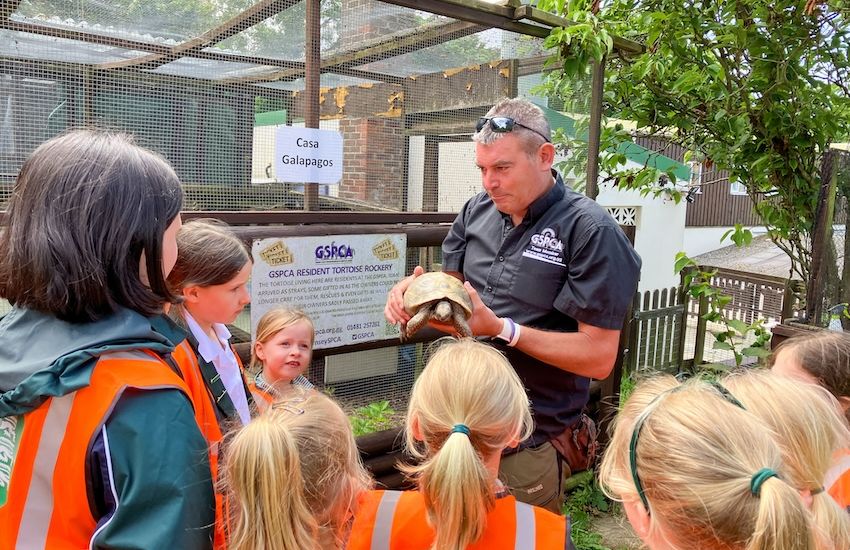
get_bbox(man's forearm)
[502,322,620,379]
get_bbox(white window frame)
[729,178,748,196]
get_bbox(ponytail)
[723,370,850,550]
[403,339,533,550]
[224,412,319,550]
[415,429,493,550]
[747,475,816,550]
[810,489,850,550]
[223,390,370,550]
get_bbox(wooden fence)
[627,267,800,373]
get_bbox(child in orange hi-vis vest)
[222,388,371,550]
[770,331,850,512]
[722,371,850,549]
[0,130,214,549]
[348,338,576,550]
[248,307,316,412]
[166,219,258,548]
[600,376,819,550]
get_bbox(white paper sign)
[251,234,406,349]
[274,126,343,184]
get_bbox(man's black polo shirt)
[442,172,641,447]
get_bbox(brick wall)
[339,117,404,209]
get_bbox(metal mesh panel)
[0,0,597,427]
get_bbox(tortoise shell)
[403,272,473,318]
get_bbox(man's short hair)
[472,98,551,155]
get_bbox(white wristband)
[508,321,521,347]
[495,318,521,347]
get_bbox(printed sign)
[0,415,22,506]
[274,126,343,184]
[251,234,406,349]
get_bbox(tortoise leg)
[403,308,431,341]
[452,304,472,338]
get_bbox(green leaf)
[741,346,771,358]
[727,319,749,336]
[712,340,734,351]
[674,252,695,274]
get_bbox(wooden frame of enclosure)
[0,0,642,205]
[2,0,642,481]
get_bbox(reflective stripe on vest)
[370,490,402,550]
[0,349,189,549]
[369,490,538,549]
[514,500,536,549]
[15,393,74,549]
[826,452,850,490]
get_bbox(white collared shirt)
[183,311,251,425]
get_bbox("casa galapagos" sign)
[274,126,343,184]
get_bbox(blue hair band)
[750,468,779,496]
[451,424,470,436]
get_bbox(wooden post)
[585,57,605,200]
[780,280,799,322]
[693,295,709,367]
[303,0,320,210]
[807,150,838,323]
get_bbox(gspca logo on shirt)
[530,228,564,252]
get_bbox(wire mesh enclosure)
[0,0,599,423]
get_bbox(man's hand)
[384,265,424,325]
[463,282,502,338]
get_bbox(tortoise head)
[433,300,453,322]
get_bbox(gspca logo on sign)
[530,228,564,252]
[315,241,355,262]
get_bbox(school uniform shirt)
[183,311,251,425]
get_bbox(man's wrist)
[495,318,521,347]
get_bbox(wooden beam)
[2,19,172,55]
[382,0,550,38]
[98,0,303,70]
[235,19,485,83]
[513,5,644,55]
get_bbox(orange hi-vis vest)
[348,489,570,550]
[247,380,274,413]
[826,448,850,511]
[171,339,231,549]
[0,349,190,550]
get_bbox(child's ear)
[838,395,850,415]
[254,342,266,363]
[182,285,202,304]
[410,415,424,442]
[623,498,652,542]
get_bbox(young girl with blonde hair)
[348,338,573,550]
[248,307,315,410]
[223,389,371,550]
[722,370,850,550]
[600,376,817,550]
[770,331,850,510]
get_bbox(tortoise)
[402,271,473,341]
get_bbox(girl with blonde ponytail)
[222,389,371,550]
[348,338,574,550]
[600,377,817,550]
[722,370,850,550]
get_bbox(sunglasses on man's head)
[475,116,551,143]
